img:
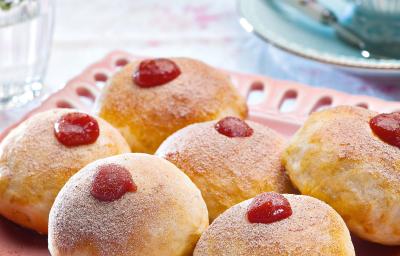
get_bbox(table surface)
[1,0,400,131]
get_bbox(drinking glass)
[0,0,54,110]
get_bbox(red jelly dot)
[54,112,99,147]
[247,192,292,224]
[133,58,181,88]
[91,164,137,202]
[370,112,400,148]
[215,116,253,138]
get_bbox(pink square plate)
[1,51,400,256]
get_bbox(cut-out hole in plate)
[94,72,108,89]
[56,100,74,109]
[247,81,265,105]
[310,96,333,113]
[76,87,96,107]
[115,58,129,67]
[76,87,96,101]
[114,58,130,72]
[279,90,298,113]
[230,76,240,88]
[77,96,93,108]
[94,72,108,82]
[356,103,369,109]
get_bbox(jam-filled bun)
[194,193,355,256]
[96,58,248,153]
[283,106,400,245]
[156,117,294,221]
[0,109,130,234]
[48,153,208,256]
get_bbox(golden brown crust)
[283,106,400,245]
[0,109,130,234]
[194,194,355,256]
[48,153,209,256]
[96,58,248,153]
[156,120,294,221]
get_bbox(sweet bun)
[283,106,400,245]
[156,117,294,221]
[96,57,248,153]
[48,153,208,256]
[0,109,130,234]
[194,193,355,256]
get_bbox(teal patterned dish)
[348,0,400,15]
[343,1,400,55]
[238,0,400,75]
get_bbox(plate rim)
[237,0,400,71]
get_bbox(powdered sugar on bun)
[96,58,248,153]
[194,194,355,256]
[156,120,294,221]
[283,106,400,245]
[0,108,130,234]
[49,153,208,256]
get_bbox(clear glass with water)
[0,0,54,110]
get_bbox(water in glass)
[0,0,54,110]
